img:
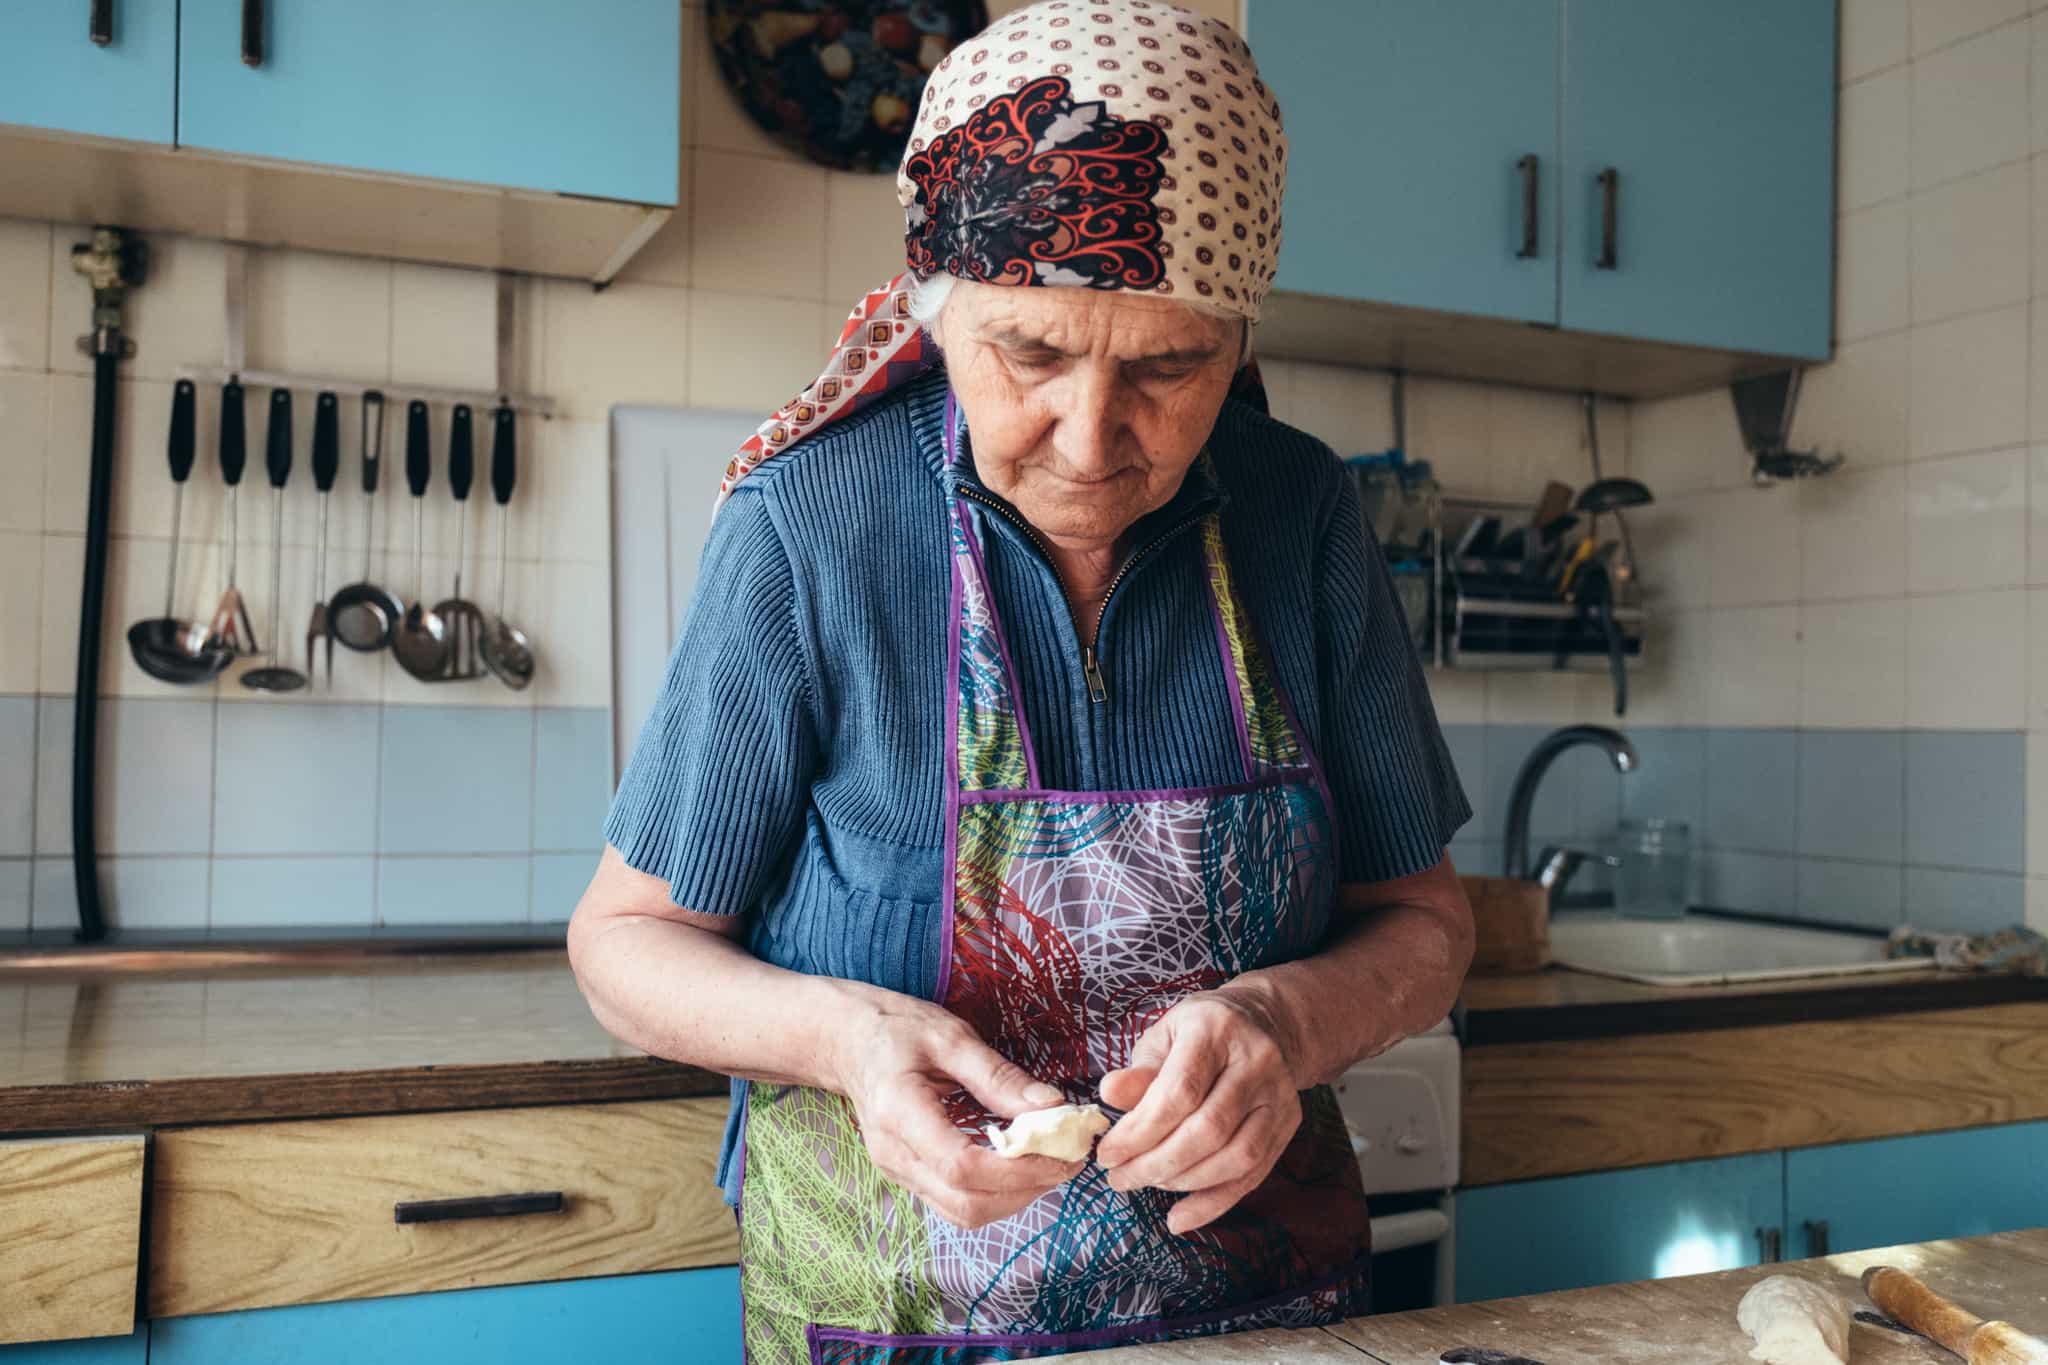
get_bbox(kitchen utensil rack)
[1411,493,1647,675]
[175,247,555,419]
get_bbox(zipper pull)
[1082,645,1108,704]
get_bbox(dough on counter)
[984,1103,1111,1161]
[1737,1274,1852,1365]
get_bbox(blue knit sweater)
[607,370,1468,999]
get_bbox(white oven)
[1333,1017,1460,1311]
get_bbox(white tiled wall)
[1630,0,2046,928]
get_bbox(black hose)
[71,350,117,942]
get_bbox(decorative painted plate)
[707,1,989,172]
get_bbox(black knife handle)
[167,380,197,484]
[448,404,474,503]
[392,1191,564,1225]
[265,388,292,489]
[490,405,516,507]
[219,379,247,487]
[312,391,339,492]
[240,0,264,66]
[360,390,385,494]
[405,400,431,498]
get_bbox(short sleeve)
[604,490,820,916]
[1314,475,1471,884]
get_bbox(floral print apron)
[735,397,1371,1364]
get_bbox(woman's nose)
[1052,372,1128,476]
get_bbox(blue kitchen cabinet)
[1248,1,1562,326]
[1456,1153,1783,1303]
[1786,1121,2048,1259]
[0,1,177,145]
[1561,0,1835,358]
[177,0,680,204]
[0,1330,147,1364]
[148,1265,741,1365]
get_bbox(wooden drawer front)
[0,1134,145,1345]
[148,1098,735,1318]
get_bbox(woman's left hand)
[1092,987,1305,1235]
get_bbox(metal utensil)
[393,399,451,681]
[330,390,402,653]
[303,390,340,686]
[430,404,487,681]
[241,389,307,693]
[128,379,233,684]
[205,377,259,655]
[479,404,534,691]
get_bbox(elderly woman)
[571,2,1474,1359]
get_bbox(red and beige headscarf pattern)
[717,0,1288,507]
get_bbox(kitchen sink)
[1548,911,1935,988]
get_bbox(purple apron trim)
[935,550,967,1006]
[955,770,1314,808]
[804,1252,1373,1358]
[943,390,1041,790]
[956,510,1043,791]
[1241,607,1345,880]
[1205,577,1259,785]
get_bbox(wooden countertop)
[0,952,726,1135]
[1460,963,2047,1046]
[1057,1229,2048,1363]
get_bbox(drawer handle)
[90,0,113,46]
[240,0,264,66]
[393,1191,565,1225]
[1596,167,1619,270]
[1515,154,1540,259]
[1804,1219,1831,1257]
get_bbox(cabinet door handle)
[1516,155,1540,259]
[1596,167,1619,270]
[1804,1219,1831,1257]
[393,1191,565,1225]
[1756,1225,1783,1263]
[90,0,113,46]
[240,0,265,67]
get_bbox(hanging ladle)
[127,379,233,684]
[240,388,308,693]
[205,377,259,655]
[330,390,402,653]
[479,403,534,691]
[393,399,451,681]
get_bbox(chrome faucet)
[1501,724,1639,882]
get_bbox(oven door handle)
[1368,1206,1452,1253]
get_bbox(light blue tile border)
[377,855,532,925]
[531,852,597,924]
[1903,867,2025,936]
[1796,731,1904,863]
[211,856,376,929]
[1704,729,1798,854]
[1904,731,2024,874]
[0,696,32,857]
[1796,857,1904,932]
[213,702,381,856]
[533,707,612,854]
[0,858,28,931]
[32,856,210,932]
[378,708,534,855]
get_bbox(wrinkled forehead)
[948,280,1241,359]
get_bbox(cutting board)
[1051,1230,2048,1364]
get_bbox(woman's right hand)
[829,989,1083,1229]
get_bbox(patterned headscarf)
[718,0,1288,506]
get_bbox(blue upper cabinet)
[176,0,680,205]
[1786,1121,2048,1259]
[1456,1152,1783,1302]
[1561,0,1836,359]
[1251,1,1561,326]
[0,1,177,145]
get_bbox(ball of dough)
[984,1104,1111,1162]
[1737,1274,1851,1365]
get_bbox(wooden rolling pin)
[1863,1266,2048,1364]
